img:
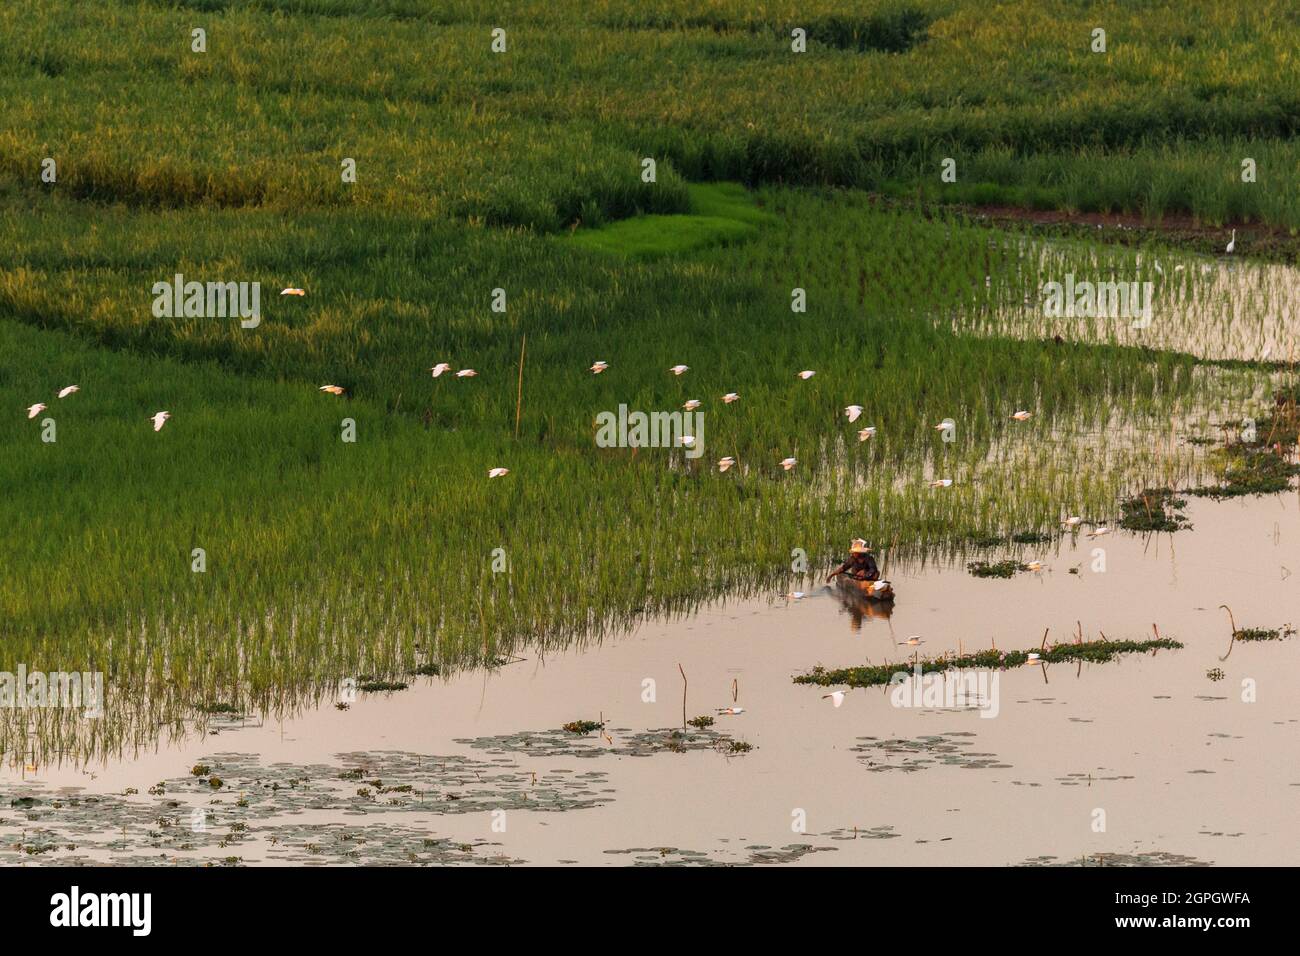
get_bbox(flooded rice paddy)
[971,239,1300,363]
[4,489,1296,866]
[5,1,1300,879]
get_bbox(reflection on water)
[964,238,1300,362]
[831,580,896,632]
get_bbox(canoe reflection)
[833,580,895,630]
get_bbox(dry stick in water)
[678,663,687,730]
[1040,627,1050,651]
[1219,605,1238,661]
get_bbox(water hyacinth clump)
[967,560,1031,579]
[795,638,1185,689]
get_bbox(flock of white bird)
[312,347,1045,484]
[21,282,1101,509]
[24,383,79,420]
[26,385,173,432]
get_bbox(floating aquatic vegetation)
[1054,771,1134,785]
[356,679,409,693]
[965,530,1052,548]
[795,638,1183,689]
[601,843,837,866]
[966,560,1031,578]
[1233,626,1295,642]
[851,732,1009,773]
[561,720,605,735]
[0,747,625,866]
[456,726,735,759]
[823,825,901,841]
[1020,851,1213,867]
[1118,488,1191,533]
[1190,447,1300,498]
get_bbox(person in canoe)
[827,539,879,583]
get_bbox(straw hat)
[850,538,871,554]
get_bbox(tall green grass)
[2,0,1299,227]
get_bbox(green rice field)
[1,0,1297,767]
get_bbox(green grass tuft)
[564,182,773,259]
